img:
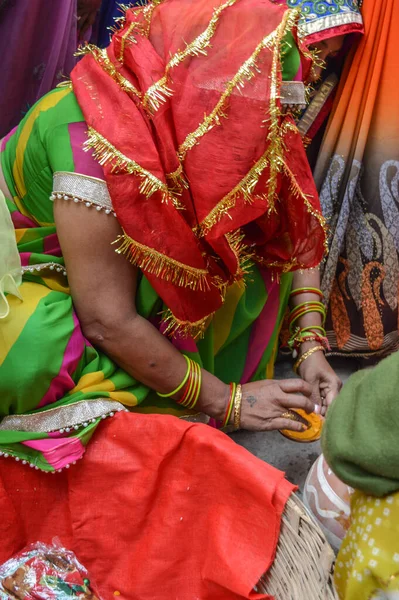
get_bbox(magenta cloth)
[38,313,85,409]
[0,0,77,137]
[241,270,280,384]
[68,122,105,178]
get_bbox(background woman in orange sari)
[314,0,399,358]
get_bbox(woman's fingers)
[324,388,338,408]
[278,378,313,396]
[271,418,307,432]
[321,377,342,406]
[278,393,315,414]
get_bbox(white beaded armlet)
[50,171,116,217]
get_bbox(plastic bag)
[0,541,101,599]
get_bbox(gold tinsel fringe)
[114,233,211,291]
[253,255,298,274]
[225,229,254,279]
[118,21,138,64]
[76,45,142,100]
[143,76,174,113]
[297,31,327,85]
[84,127,184,209]
[160,308,214,340]
[283,163,329,252]
[178,24,280,163]
[264,9,300,213]
[190,9,301,236]
[166,164,190,192]
[197,147,272,237]
[142,0,237,114]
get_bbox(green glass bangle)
[300,325,326,335]
[157,354,190,398]
[289,300,326,314]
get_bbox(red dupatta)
[72,0,326,338]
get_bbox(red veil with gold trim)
[72,0,326,337]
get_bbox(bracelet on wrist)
[233,384,242,431]
[288,301,326,333]
[293,345,325,374]
[290,287,323,300]
[288,325,330,357]
[157,355,202,410]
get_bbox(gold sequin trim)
[114,232,211,291]
[84,127,183,209]
[142,0,237,114]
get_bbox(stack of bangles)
[288,287,330,374]
[219,382,243,431]
[157,356,243,430]
[157,355,201,410]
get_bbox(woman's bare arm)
[54,199,315,430]
[54,200,228,419]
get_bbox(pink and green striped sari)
[0,87,292,473]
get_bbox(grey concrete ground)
[230,357,360,493]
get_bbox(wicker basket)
[257,494,338,599]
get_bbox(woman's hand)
[297,348,342,415]
[239,378,316,432]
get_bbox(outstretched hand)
[239,378,316,432]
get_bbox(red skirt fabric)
[0,413,294,599]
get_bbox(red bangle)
[289,304,326,331]
[289,288,323,299]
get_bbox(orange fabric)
[72,0,326,337]
[0,413,294,599]
[314,0,398,182]
[315,0,399,353]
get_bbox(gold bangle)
[233,384,242,431]
[293,345,325,374]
